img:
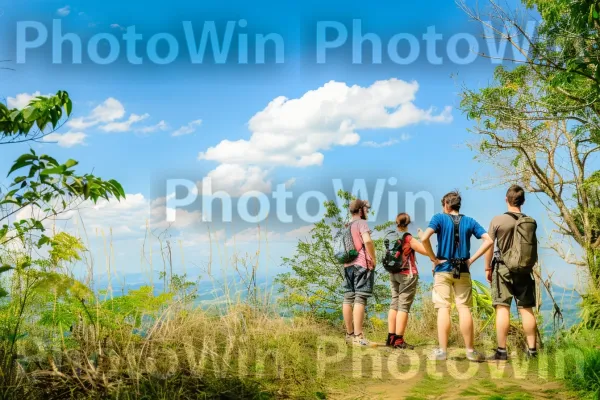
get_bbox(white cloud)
[67,98,125,130]
[110,24,126,31]
[172,119,202,137]
[138,120,168,134]
[205,164,271,197]
[57,5,71,16]
[43,131,87,147]
[198,79,452,194]
[7,91,51,109]
[101,113,150,133]
[362,139,399,148]
[199,79,452,168]
[284,178,296,189]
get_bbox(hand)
[434,258,447,266]
[486,269,493,284]
[466,258,473,269]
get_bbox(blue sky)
[0,0,582,289]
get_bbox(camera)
[449,258,469,279]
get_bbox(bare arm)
[419,228,439,263]
[410,237,428,256]
[468,233,493,266]
[484,245,494,271]
[362,232,377,265]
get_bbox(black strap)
[451,214,463,259]
[504,212,524,220]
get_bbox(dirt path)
[326,345,575,400]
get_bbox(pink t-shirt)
[343,219,374,270]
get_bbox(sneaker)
[429,348,447,361]
[385,334,396,347]
[487,349,508,361]
[526,349,538,359]
[466,349,485,363]
[345,332,354,345]
[392,337,415,350]
[352,333,370,347]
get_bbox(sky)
[0,0,584,290]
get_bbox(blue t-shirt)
[427,213,487,273]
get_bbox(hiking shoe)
[392,337,415,350]
[385,334,396,347]
[429,348,447,361]
[487,349,508,361]
[466,350,485,363]
[526,349,538,359]
[352,333,370,347]
[345,332,354,345]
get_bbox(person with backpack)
[419,191,493,362]
[384,213,428,349]
[484,185,539,360]
[337,199,377,346]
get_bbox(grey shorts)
[343,265,375,306]
[492,265,536,309]
[390,273,419,313]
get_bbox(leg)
[343,302,354,333]
[432,273,453,352]
[353,303,366,335]
[495,305,511,349]
[388,309,397,333]
[457,307,474,351]
[437,307,451,352]
[455,273,475,351]
[519,307,538,349]
[395,311,409,336]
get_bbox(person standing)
[342,199,377,346]
[485,185,539,360]
[420,191,493,362]
[386,213,428,349]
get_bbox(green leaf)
[64,159,78,169]
[0,265,13,274]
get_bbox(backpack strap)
[505,212,525,220]
[451,214,463,259]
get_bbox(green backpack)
[501,212,538,273]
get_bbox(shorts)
[432,272,473,309]
[343,265,375,306]
[492,265,536,309]
[389,273,419,313]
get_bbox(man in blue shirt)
[420,191,493,362]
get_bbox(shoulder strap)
[451,214,463,258]
[505,212,524,220]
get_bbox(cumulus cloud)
[198,79,451,195]
[57,5,71,16]
[172,119,202,137]
[7,91,51,109]
[101,113,150,133]
[199,79,451,168]
[67,98,126,130]
[205,164,271,197]
[362,138,399,148]
[138,120,169,134]
[43,131,87,147]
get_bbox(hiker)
[485,185,539,360]
[342,199,377,346]
[420,190,493,361]
[385,213,428,349]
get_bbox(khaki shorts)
[432,272,473,309]
[492,265,536,309]
[389,273,419,313]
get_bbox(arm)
[420,228,440,263]
[410,237,428,257]
[468,233,493,266]
[362,232,377,265]
[484,246,494,283]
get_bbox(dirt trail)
[328,345,575,400]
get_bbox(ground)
[324,343,576,400]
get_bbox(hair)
[506,184,525,207]
[349,199,370,215]
[441,190,462,212]
[396,213,411,228]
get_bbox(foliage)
[559,329,600,399]
[275,190,393,323]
